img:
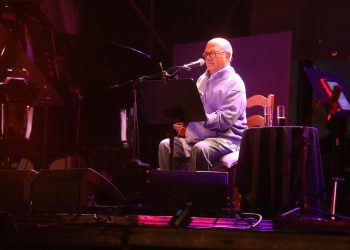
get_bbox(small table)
[236,126,325,218]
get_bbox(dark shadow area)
[320,115,350,215]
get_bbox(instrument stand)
[327,118,346,220]
[41,98,50,169]
[279,135,308,218]
[303,66,350,220]
[280,100,323,219]
[330,177,344,220]
[137,77,205,170]
[37,83,63,169]
[71,88,83,169]
[280,101,347,220]
[131,79,140,159]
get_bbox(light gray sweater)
[185,65,247,146]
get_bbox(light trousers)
[158,137,239,171]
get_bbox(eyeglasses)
[202,51,226,59]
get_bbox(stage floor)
[1,213,350,250]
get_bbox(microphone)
[183,58,205,69]
[327,84,342,122]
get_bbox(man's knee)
[159,138,170,151]
[192,141,209,155]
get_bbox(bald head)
[203,37,233,75]
[207,38,233,62]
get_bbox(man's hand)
[173,122,186,137]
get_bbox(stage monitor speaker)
[0,170,38,212]
[140,170,228,215]
[31,168,126,213]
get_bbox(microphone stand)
[166,65,191,79]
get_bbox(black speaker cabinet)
[0,170,38,212]
[141,170,228,214]
[32,168,126,213]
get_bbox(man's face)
[203,42,230,75]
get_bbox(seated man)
[158,37,247,171]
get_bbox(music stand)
[304,67,350,117]
[137,78,206,169]
[304,67,350,219]
[281,67,350,219]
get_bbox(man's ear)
[226,52,232,62]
